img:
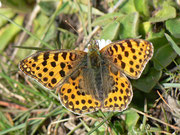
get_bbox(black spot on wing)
[43,52,49,60]
[61,52,67,60]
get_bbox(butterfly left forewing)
[19,50,87,89]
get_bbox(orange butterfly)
[19,39,153,114]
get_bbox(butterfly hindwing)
[101,64,133,112]
[58,67,101,114]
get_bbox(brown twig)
[0,101,28,110]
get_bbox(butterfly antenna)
[64,20,78,35]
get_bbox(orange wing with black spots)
[19,50,87,89]
[58,68,101,114]
[58,62,132,114]
[101,64,132,112]
[100,39,153,79]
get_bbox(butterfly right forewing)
[100,39,153,79]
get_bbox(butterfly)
[19,39,153,114]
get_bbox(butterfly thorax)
[88,51,100,68]
[85,44,105,101]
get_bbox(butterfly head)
[88,40,99,53]
[87,39,112,55]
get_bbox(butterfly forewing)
[19,50,87,89]
[100,39,153,79]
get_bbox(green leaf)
[148,37,168,51]
[148,28,165,40]
[149,2,176,22]
[134,0,150,17]
[39,1,56,15]
[119,0,137,14]
[152,0,164,8]
[62,1,104,15]
[153,43,177,70]
[139,21,151,38]
[0,16,23,52]
[119,12,139,39]
[132,67,162,93]
[100,21,120,40]
[124,109,139,129]
[165,33,180,55]
[1,0,36,13]
[166,18,180,38]
[0,8,15,27]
